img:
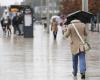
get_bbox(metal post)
[32,0,34,10]
[40,0,43,18]
[82,0,88,12]
[52,0,55,16]
[97,13,100,32]
[82,0,89,31]
[46,0,50,33]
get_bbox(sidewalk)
[0,23,100,80]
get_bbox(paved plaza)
[0,23,100,80]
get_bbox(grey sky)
[0,0,23,6]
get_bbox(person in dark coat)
[6,16,11,34]
[12,13,21,35]
[1,16,11,34]
[91,16,97,31]
[1,17,5,32]
[18,13,24,35]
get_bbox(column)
[82,0,88,12]
[46,0,50,33]
[40,0,43,17]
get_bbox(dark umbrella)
[65,10,94,25]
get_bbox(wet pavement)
[0,23,100,80]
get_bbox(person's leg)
[13,25,16,34]
[1,24,4,32]
[3,24,6,34]
[44,23,47,28]
[19,24,23,35]
[53,32,55,39]
[72,54,78,76]
[16,25,21,35]
[79,52,86,79]
[3,24,6,33]
[2,26,6,33]
[91,23,94,31]
[55,32,57,39]
[53,31,57,39]
[7,25,11,35]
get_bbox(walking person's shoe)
[72,72,77,80]
[81,73,85,80]
[73,76,77,80]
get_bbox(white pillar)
[82,0,88,12]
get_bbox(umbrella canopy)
[65,10,94,25]
[50,15,62,24]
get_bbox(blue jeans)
[72,52,86,76]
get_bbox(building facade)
[21,0,61,17]
[60,0,100,15]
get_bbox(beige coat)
[64,20,87,55]
[51,20,58,32]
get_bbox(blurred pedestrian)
[51,18,58,40]
[12,13,21,35]
[91,15,97,31]
[2,16,11,35]
[58,14,66,34]
[18,12,24,35]
[0,17,5,32]
[61,15,67,34]
[64,19,88,80]
[6,16,11,35]
[12,14,16,34]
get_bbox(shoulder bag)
[72,23,91,52]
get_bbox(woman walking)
[64,19,88,80]
[51,18,58,40]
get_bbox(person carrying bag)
[64,19,90,80]
[71,23,91,52]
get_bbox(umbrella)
[65,10,94,25]
[50,15,62,24]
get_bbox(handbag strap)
[72,23,85,44]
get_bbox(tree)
[59,0,82,15]
[89,0,100,14]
